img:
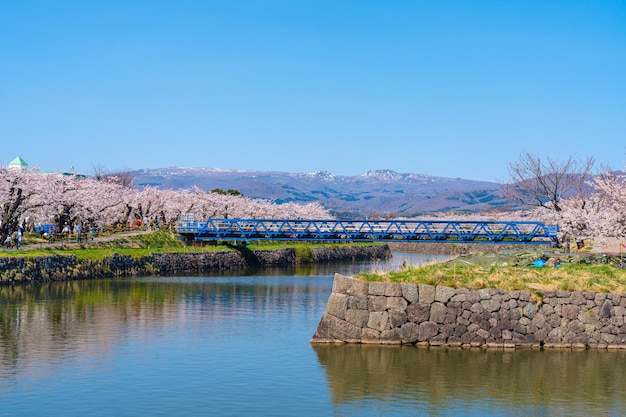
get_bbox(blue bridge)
[177,216,559,245]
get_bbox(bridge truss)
[177,216,559,245]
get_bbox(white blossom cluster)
[530,170,626,244]
[0,168,330,234]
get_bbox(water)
[1,254,625,416]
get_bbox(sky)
[1,1,625,182]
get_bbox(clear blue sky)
[1,1,624,182]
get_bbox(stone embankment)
[0,245,391,285]
[387,242,533,256]
[311,274,626,349]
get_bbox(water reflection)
[0,277,331,384]
[222,252,454,277]
[5,253,620,416]
[312,344,626,415]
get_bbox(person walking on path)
[13,228,22,249]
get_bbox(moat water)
[1,254,625,416]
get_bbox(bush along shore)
[0,235,391,285]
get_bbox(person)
[89,226,95,241]
[73,222,82,241]
[62,222,70,234]
[14,228,22,249]
[4,234,11,249]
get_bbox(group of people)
[3,225,24,249]
[60,221,96,242]
[141,216,160,231]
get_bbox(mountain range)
[133,167,515,217]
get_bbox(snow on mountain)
[133,167,513,216]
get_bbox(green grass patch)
[1,231,383,262]
[245,241,379,250]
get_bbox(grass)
[1,230,380,262]
[357,261,626,294]
[0,230,234,261]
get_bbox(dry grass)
[357,262,626,294]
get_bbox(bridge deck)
[177,217,559,245]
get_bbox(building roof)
[8,156,29,168]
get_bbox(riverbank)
[311,273,626,349]
[0,244,391,285]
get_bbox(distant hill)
[133,167,515,217]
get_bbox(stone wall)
[387,242,536,255]
[0,245,391,285]
[311,274,626,349]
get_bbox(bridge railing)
[177,216,559,245]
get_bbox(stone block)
[450,293,467,302]
[333,274,369,297]
[453,324,467,337]
[478,289,491,300]
[347,295,368,310]
[326,293,348,319]
[481,299,501,313]
[429,334,448,345]
[407,303,430,323]
[385,282,403,297]
[435,285,456,303]
[445,313,458,325]
[388,309,408,328]
[387,296,408,311]
[430,302,448,324]
[401,283,418,304]
[562,304,579,320]
[489,327,502,340]
[522,303,538,319]
[440,323,455,337]
[570,292,586,305]
[470,303,483,314]
[380,328,402,344]
[312,313,361,343]
[400,322,420,344]
[601,300,613,318]
[530,312,546,328]
[476,328,490,340]
[418,321,439,341]
[369,281,387,296]
[345,309,370,328]
[567,320,586,333]
[418,284,435,304]
[368,295,387,312]
[546,328,563,344]
[367,311,390,331]
[361,327,381,343]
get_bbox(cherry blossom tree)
[503,152,595,213]
[0,167,44,240]
[0,166,331,241]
